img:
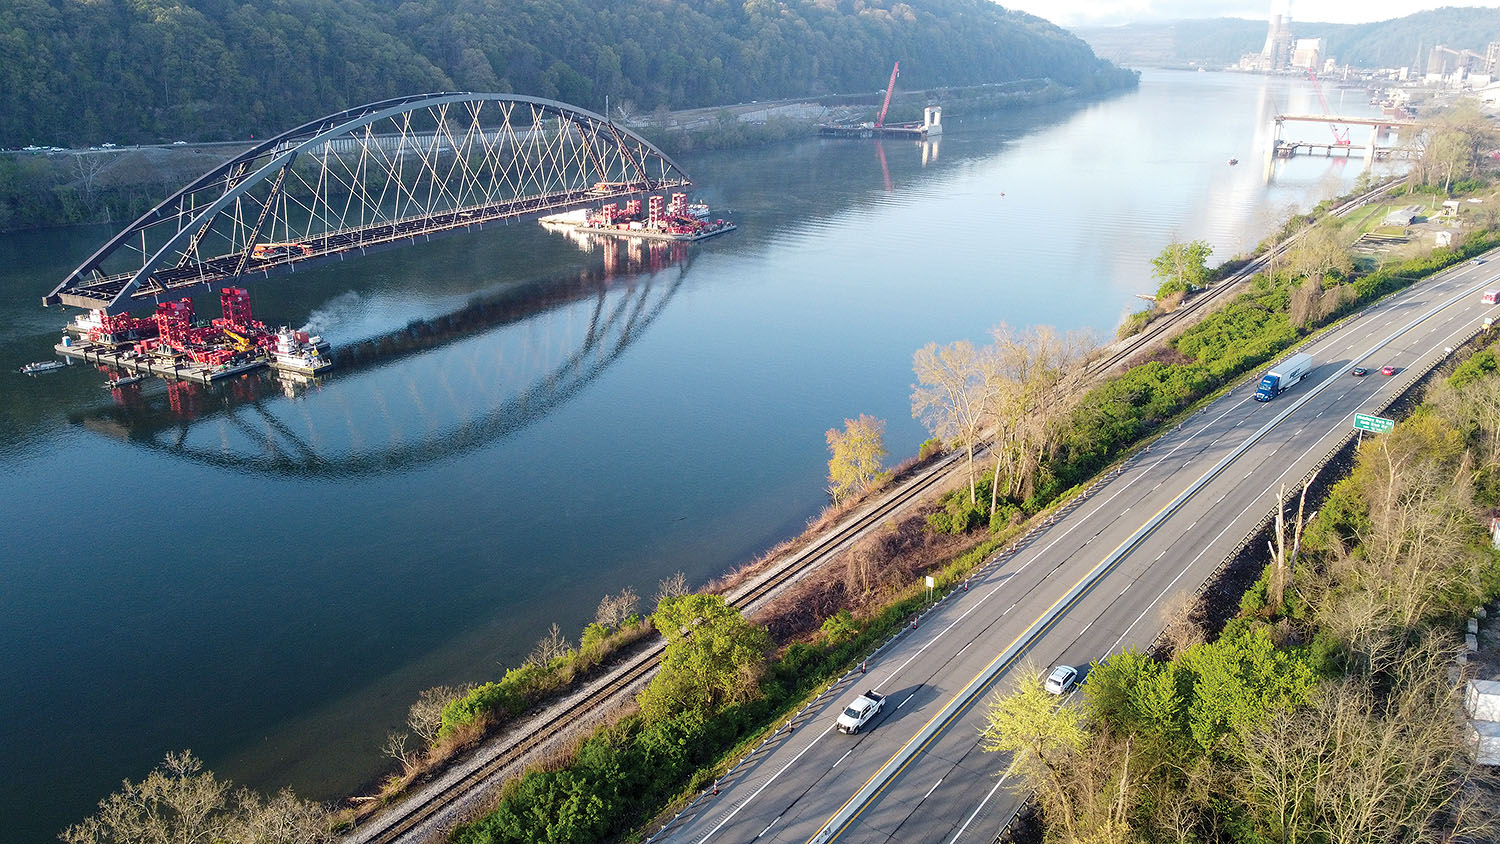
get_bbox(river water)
[0,69,1399,841]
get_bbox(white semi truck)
[1254,352,1314,402]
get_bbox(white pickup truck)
[836,690,886,734]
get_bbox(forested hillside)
[0,0,1134,147]
[1077,7,1500,69]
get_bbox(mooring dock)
[54,340,268,385]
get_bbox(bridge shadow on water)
[71,238,692,478]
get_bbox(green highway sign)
[1354,413,1394,433]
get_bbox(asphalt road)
[651,254,1500,844]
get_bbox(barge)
[48,286,333,385]
[541,193,736,243]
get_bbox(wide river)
[0,69,1398,841]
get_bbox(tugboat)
[270,328,333,374]
[20,360,66,374]
[686,202,711,220]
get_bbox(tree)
[654,572,688,608]
[1243,634,1498,844]
[594,587,639,630]
[1285,225,1352,288]
[61,751,331,844]
[982,668,1144,841]
[637,594,770,720]
[1418,99,1495,192]
[912,340,990,505]
[1150,240,1213,305]
[825,414,888,503]
[527,622,573,668]
[408,683,474,745]
[985,324,1094,510]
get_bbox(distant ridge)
[1075,7,1500,69]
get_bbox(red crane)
[876,62,900,128]
[1307,69,1351,146]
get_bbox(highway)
[650,253,1500,844]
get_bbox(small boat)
[20,360,66,374]
[1228,158,1239,166]
[686,203,711,220]
[103,374,145,388]
[270,327,333,374]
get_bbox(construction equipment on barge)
[819,62,943,139]
[540,192,735,242]
[53,286,333,385]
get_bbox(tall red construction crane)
[876,62,900,128]
[1307,69,1351,146]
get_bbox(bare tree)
[912,340,991,505]
[61,751,331,844]
[527,622,573,668]
[987,324,1094,507]
[407,684,472,746]
[1266,479,1313,615]
[383,731,418,774]
[71,151,109,207]
[655,571,689,608]
[595,586,640,630]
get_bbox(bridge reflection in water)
[74,237,689,477]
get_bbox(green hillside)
[0,0,1135,147]
[1076,6,1500,69]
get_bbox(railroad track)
[1084,179,1404,379]
[355,450,963,844]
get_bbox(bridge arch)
[45,93,692,311]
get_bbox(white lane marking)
[956,641,971,657]
[1004,602,1016,614]
[899,694,916,709]
[1107,402,1369,656]
[922,779,944,801]
[947,760,1018,844]
[758,818,779,838]
[832,749,853,768]
[693,726,834,843]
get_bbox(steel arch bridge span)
[44,93,692,312]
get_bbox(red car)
[1381,365,1397,376]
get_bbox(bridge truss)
[44,93,692,311]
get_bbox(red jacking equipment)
[154,298,195,346]
[216,287,255,333]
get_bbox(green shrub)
[820,609,860,645]
[1450,347,1498,389]
[917,438,944,461]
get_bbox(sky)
[1003,0,1500,28]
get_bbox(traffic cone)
[713,780,720,796]
[861,660,867,674]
